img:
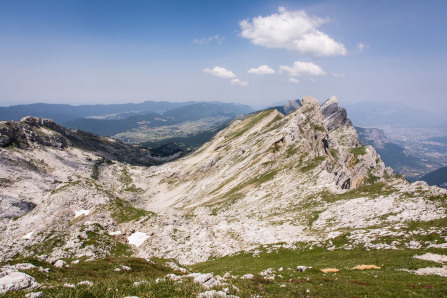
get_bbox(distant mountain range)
[0,101,253,144]
[0,101,198,123]
[355,127,429,179]
[63,102,252,136]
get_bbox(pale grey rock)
[133,280,148,286]
[197,290,238,298]
[194,273,213,284]
[241,274,254,280]
[25,292,43,298]
[165,261,188,273]
[259,268,273,277]
[77,280,93,286]
[0,271,40,294]
[53,260,66,268]
[63,283,75,288]
[3,263,36,270]
[166,273,182,281]
[193,273,221,289]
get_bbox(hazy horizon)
[1,0,446,115]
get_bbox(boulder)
[193,273,220,289]
[241,273,254,280]
[0,271,40,294]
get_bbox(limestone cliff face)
[0,117,168,166]
[321,96,352,131]
[0,97,445,265]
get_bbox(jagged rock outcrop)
[0,96,445,266]
[321,96,352,131]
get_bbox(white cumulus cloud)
[289,78,300,84]
[194,34,225,45]
[203,66,236,79]
[239,7,346,57]
[279,61,325,77]
[230,78,248,86]
[247,65,276,75]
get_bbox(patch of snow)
[74,209,90,218]
[22,232,34,240]
[128,232,149,247]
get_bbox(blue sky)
[0,0,446,113]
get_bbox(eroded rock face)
[321,96,352,131]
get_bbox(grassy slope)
[192,247,447,297]
[4,247,447,297]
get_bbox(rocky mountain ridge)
[0,116,173,166]
[0,96,445,267]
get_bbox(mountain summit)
[0,96,445,266]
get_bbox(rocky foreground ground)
[0,96,446,296]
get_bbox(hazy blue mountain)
[0,101,197,123]
[419,166,447,188]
